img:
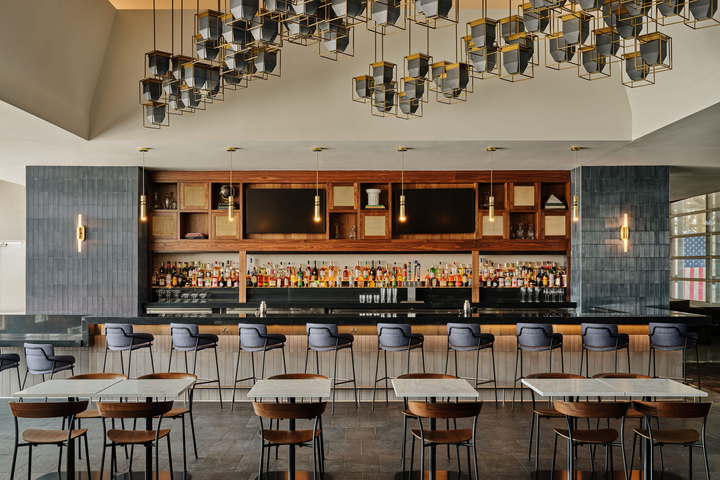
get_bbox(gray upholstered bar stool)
[168,323,223,408]
[511,324,564,411]
[648,322,701,389]
[22,343,76,388]
[305,323,359,414]
[372,323,426,411]
[230,324,287,411]
[579,323,630,376]
[445,323,498,408]
[103,324,155,377]
[0,349,21,391]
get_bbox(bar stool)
[0,348,21,391]
[97,401,175,479]
[526,373,586,472]
[254,401,326,480]
[230,324,287,411]
[138,373,199,475]
[305,323,358,414]
[168,323,223,409]
[445,323,498,408]
[551,401,630,477]
[22,343,76,389]
[648,322,701,389]
[630,401,712,480]
[579,323,630,376]
[103,324,155,376]
[372,323,426,411]
[9,400,91,480]
[512,324,564,411]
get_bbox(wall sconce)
[77,214,86,252]
[621,213,629,252]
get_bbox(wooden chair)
[9,400,91,480]
[67,373,129,460]
[630,401,713,480]
[526,373,586,472]
[551,400,631,480]
[97,401,175,479]
[138,372,199,474]
[397,373,458,476]
[253,401,326,480]
[406,401,483,480]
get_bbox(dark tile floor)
[1,392,718,480]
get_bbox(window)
[670,193,720,303]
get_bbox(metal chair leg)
[231,348,241,411]
[372,346,380,411]
[350,345,359,409]
[512,347,520,411]
[214,346,223,409]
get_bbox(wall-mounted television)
[393,188,475,234]
[244,189,326,234]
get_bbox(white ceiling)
[0,1,719,199]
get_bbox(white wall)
[0,180,26,313]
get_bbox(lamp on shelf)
[313,147,323,222]
[398,147,407,222]
[226,147,236,221]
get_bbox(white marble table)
[596,378,708,398]
[392,378,480,399]
[521,378,625,398]
[247,378,331,400]
[97,378,196,399]
[392,378,479,480]
[12,378,123,398]
[248,379,332,480]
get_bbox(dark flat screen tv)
[244,189,326,234]
[393,188,475,234]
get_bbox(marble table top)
[247,379,332,399]
[596,378,707,398]
[521,379,626,397]
[13,379,124,398]
[392,378,480,399]
[95,378,196,399]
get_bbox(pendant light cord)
[153,0,157,51]
[142,150,146,196]
[490,149,493,191]
[316,149,319,197]
[574,148,578,197]
[401,149,405,196]
[230,149,233,188]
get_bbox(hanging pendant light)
[487,147,496,221]
[571,146,580,222]
[139,148,149,221]
[226,147,236,221]
[313,147,323,222]
[398,147,407,222]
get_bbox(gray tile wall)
[571,166,670,312]
[26,167,148,316]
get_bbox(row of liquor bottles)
[480,262,567,288]
[248,260,469,288]
[150,258,568,289]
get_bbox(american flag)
[674,236,706,301]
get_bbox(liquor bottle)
[158,270,166,287]
[312,261,319,282]
[151,269,158,287]
[165,262,172,286]
[461,268,467,287]
[268,263,277,287]
[218,271,225,288]
[172,270,178,287]
[466,264,472,287]
[542,267,549,287]
[297,264,304,288]
[343,266,349,285]
[290,265,297,287]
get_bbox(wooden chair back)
[68,373,128,380]
[10,400,89,419]
[632,401,712,419]
[554,401,630,419]
[253,402,326,420]
[592,373,651,379]
[268,374,328,380]
[398,373,457,380]
[526,373,585,380]
[97,401,174,419]
[407,401,482,419]
[137,373,198,381]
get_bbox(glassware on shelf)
[153,192,160,209]
[359,294,366,304]
[191,293,199,303]
[334,223,341,239]
[534,286,541,303]
[173,289,182,303]
[170,194,178,210]
[164,191,171,209]
[380,288,387,303]
[349,225,357,239]
[520,286,527,303]
[181,293,190,303]
[374,294,380,303]
[516,223,525,240]
[527,223,535,239]
[392,287,398,303]
[157,290,166,303]
[199,293,208,303]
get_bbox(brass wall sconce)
[621,213,629,252]
[77,214,85,253]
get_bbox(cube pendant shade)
[549,33,576,62]
[581,45,607,73]
[372,0,401,25]
[172,55,193,81]
[147,51,172,77]
[141,78,164,103]
[594,28,619,56]
[522,4,549,33]
[230,0,259,20]
[468,46,498,73]
[145,102,167,125]
[502,43,531,74]
[332,0,367,17]
[254,50,279,74]
[689,0,718,19]
[406,53,431,79]
[403,77,426,99]
[372,61,396,85]
[183,63,208,89]
[250,19,280,44]
[625,51,649,80]
[419,0,453,18]
[354,75,374,98]
[562,13,591,45]
[638,32,669,66]
[195,35,220,61]
[469,18,497,48]
[198,10,223,40]
[499,16,524,38]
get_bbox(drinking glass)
[520,287,527,303]
[534,287,541,303]
[359,294,366,304]
[392,288,398,303]
[191,293,199,303]
[181,293,190,303]
[199,293,208,303]
[157,290,166,303]
[380,288,387,303]
[173,290,182,303]
[374,294,380,303]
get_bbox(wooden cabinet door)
[150,212,178,240]
[180,182,210,210]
